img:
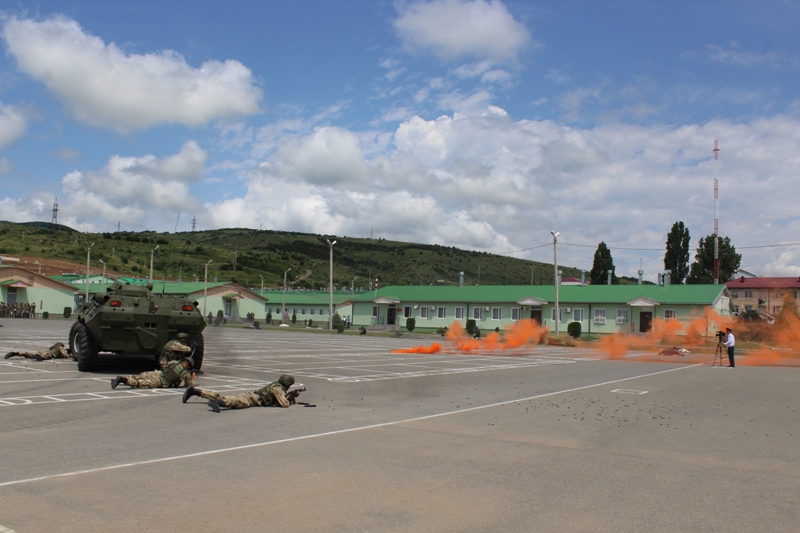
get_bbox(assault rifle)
[286,383,315,407]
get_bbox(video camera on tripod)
[716,330,727,343]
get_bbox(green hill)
[0,220,613,290]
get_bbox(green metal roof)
[364,284,727,305]
[0,279,21,286]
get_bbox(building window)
[473,307,483,320]
[372,306,379,318]
[437,306,447,319]
[404,306,412,318]
[664,309,677,321]
[551,308,563,322]
[420,306,429,319]
[301,308,306,315]
[744,290,752,299]
[455,307,464,319]
[310,308,315,315]
[734,305,740,313]
[573,308,584,322]
[511,308,520,321]
[616,309,629,324]
[594,308,606,324]
[731,290,738,298]
[744,305,753,311]
[320,308,326,315]
[492,307,502,320]
[759,291,766,299]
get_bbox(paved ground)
[0,319,798,533]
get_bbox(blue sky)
[1,0,800,281]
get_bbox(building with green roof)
[320,284,732,337]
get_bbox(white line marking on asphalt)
[0,364,700,488]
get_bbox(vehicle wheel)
[68,322,80,361]
[192,334,204,370]
[73,323,99,372]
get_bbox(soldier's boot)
[208,399,221,413]
[110,376,127,390]
[182,386,199,404]
[4,352,19,359]
[32,354,44,361]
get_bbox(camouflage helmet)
[278,374,295,388]
[52,342,65,348]
[181,357,195,369]
[177,332,190,341]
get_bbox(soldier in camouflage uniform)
[159,332,194,369]
[5,342,71,361]
[182,374,294,412]
[111,358,196,390]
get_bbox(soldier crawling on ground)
[182,374,296,412]
[5,342,71,361]
[111,357,196,390]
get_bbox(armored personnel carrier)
[69,282,206,372]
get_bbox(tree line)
[589,221,742,285]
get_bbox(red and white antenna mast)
[713,139,720,284]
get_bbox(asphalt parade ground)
[0,319,798,533]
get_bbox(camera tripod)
[712,338,728,367]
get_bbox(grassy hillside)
[0,221,608,290]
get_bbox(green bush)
[406,317,416,332]
[332,313,342,330]
[253,321,260,329]
[214,310,224,326]
[291,310,297,324]
[307,319,313,327]
[266,311,272,323]
[567,321,581,338]
[337,323,345,334]
[466,319,477,335]
[63,307,72,319]
[43,311,50,319]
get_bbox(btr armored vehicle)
[69,282,206,372]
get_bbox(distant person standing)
[724,327,735,368]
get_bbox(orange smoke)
[392,319,549,355]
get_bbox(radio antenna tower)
[713,139,720,285]
[51,198,59,224]
[191,215,197,232]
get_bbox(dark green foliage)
[590,242,618,285]
[63,307,72,319]
[567,321,581,338]
[466,319,477,335]
[337,323,345,333]
[43,311,50,319]
[739,310,761,322]
[266,311,272,323]
[332,313,342,330]
[307,319,313,327]
[687,235,741,284]
[291,310,297,324]
[406,317,416,332]
[664,221,690,284]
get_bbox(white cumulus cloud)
[2,16,262,132]
[394,0,530,64]
[0,102,27,149]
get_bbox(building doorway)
[387,306,397,325]
[639,312,653,333]
[530,308,542,325]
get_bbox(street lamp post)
[259,275,264,295]
[203,260,212,321]
[85,242,95,303]
[99,259,106,293]
[35,260,41,275]
[327,239,337,330]
[149,245,159,284]
[351,276,358,295]
[282,268,291,323]
[551,231,560,337]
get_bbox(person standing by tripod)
[724,327,735,368]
